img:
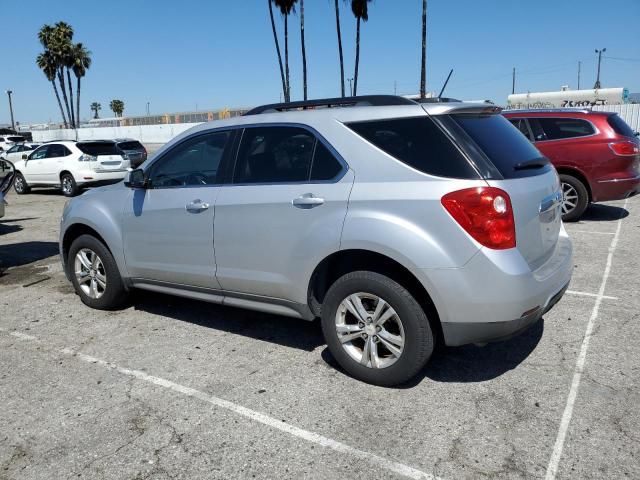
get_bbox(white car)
[0,135,25,151]
[12,140,131,197]
[0,159,15,218]
[0,143,40,162]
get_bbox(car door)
[121,129,233,289]
[42,143,71,183]
[214,125,353,304]
[22,145,50,183]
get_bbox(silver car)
[59,96,573,386]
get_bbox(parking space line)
[565,230,615,235]
[0,329,441,480]
[565,290,618,300]
[545,198,628,480]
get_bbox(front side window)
[29,145,49,160]
[149,131,230,188]
[508,118,532,140]
[7,145,19,154]
[535,117,595,140]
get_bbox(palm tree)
[334,0,345,97]
[268,0,287,102]
[350,0,371,96]
[300,0,308,100]
[420,0,427,98]
[36,50,68,127]
[51,22,75,128]
[71,43,91,127]
[273,0,297,102]
[109,99,125,117]
[90,102,101,119]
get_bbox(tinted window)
[117,140,144,150]
[234,127,315,184]
[46,144,71,158]
[527,118,548,142]
[311,142,343,180]
[508,118,532,140]
[7,145,19,153]
[346,117,478,179]
[607,114,636,138]
[450,113,550,179]
[536,117,595,140]
[149,131,230,187]
[77,142,121,156]
[8,137,23,142]
[29,146,49,159]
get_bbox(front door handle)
[292,193,325,209]
[186,199,210,213]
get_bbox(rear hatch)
[77,142,130,171]
[116,140,146,165]
[438,108,562,269]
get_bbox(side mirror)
[22,154,28,160]
[124,168,148,189]
[0,160,15,195]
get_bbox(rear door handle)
[186,199,210,213]
[292,193,324,209]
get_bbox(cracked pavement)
[1,192,639,479]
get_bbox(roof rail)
[504,108,593,114]
[244,95,417,115]
[413,97,462,104]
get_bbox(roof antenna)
[438,69,454,98]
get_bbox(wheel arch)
[308,249,444,345]
[556,166,592,202]
[62,223,112,268]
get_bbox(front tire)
[68,234,128,310]
[321,271,434,387]
[61,173,79,197]
[13,172,30,194]
[560,174,589,222]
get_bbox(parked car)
[0,159,15,218]
[0,136,25,151]
[0,143,40,162]
[60,96,572,386]
[13,140,131,197]
[114,138,147,168]
[503,109,640,221]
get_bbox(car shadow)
[0,223,23,235]
[321,318,545,387]
[131,291,325,352]
[579,203,629,222]
[0,241,59,269]
[0,217,39,223]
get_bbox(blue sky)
[2,0,639,124]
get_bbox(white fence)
[31,123,205,144]
[591,103,640,132]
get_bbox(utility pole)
[146,102,150,116]
[512,67,516,95]
[394,80,397,96]
[594,48,606,89]
[577,61,581,90]
[348,78,354,96]
[6,90,15,131]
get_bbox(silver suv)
[60,96,573,386]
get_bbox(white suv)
[13,140,131,197]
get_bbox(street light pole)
[594,48,606,89]
[6,90,15,131]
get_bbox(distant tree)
[71,43,91,126]
[36,50,68,127]
[268,0,288,102]
[109,99,125,117]
[420,0,427,98]
[334,0,345,97]
[90,102,101,119]
[350,0,372,96]
[300,0,308,100]
[273,0,297,102]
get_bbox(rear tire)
[68,234,128,310]
[321,271,434,387]
[560,174,588,222]
[61,173,79,197]
[13,172,30,194]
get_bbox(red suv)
[503,109,640,220]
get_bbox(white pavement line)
[565,290,618,300]
[2,328,440,480]
[545,198,628,480]
[566,230,615,236]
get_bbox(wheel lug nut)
[363,333,368,339]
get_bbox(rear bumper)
[416,229,573,347]
[593,174,640,202]
[74,169,128,187]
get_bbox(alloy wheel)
[561,182,579,216]
[74,248,107,299]
[14,175,24,193]
[335,292,405,369]
[62,176,73,195]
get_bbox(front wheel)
[560,174,589,222]
[321,271,434,387]
[13,172,30,194]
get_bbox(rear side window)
[450,113,551,179]
[607,114,636,138]
[535,117,595,140]
[310,142,343,180]
[77,142,121,156]
[117,141,144,150]
[46,144,71,158]
[346,117,478,179]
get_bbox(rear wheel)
[321,271,434,387]
[60,173,79,197]
[13,172,30,194]
[560,174,589,222]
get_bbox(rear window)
[607,114,636,138]
[345,116,479,179]
[7,136,23,142]
[117,141,144,150]
[449,113,551,179]
[77,142,121,156]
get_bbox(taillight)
[609,141,640,156]
[441,187,516,250]
[78,154,96,162]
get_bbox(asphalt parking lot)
[0,190,638,480]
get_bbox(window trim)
[526,116,600,143]
[144,129,236,190]
[227,123,348,187]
